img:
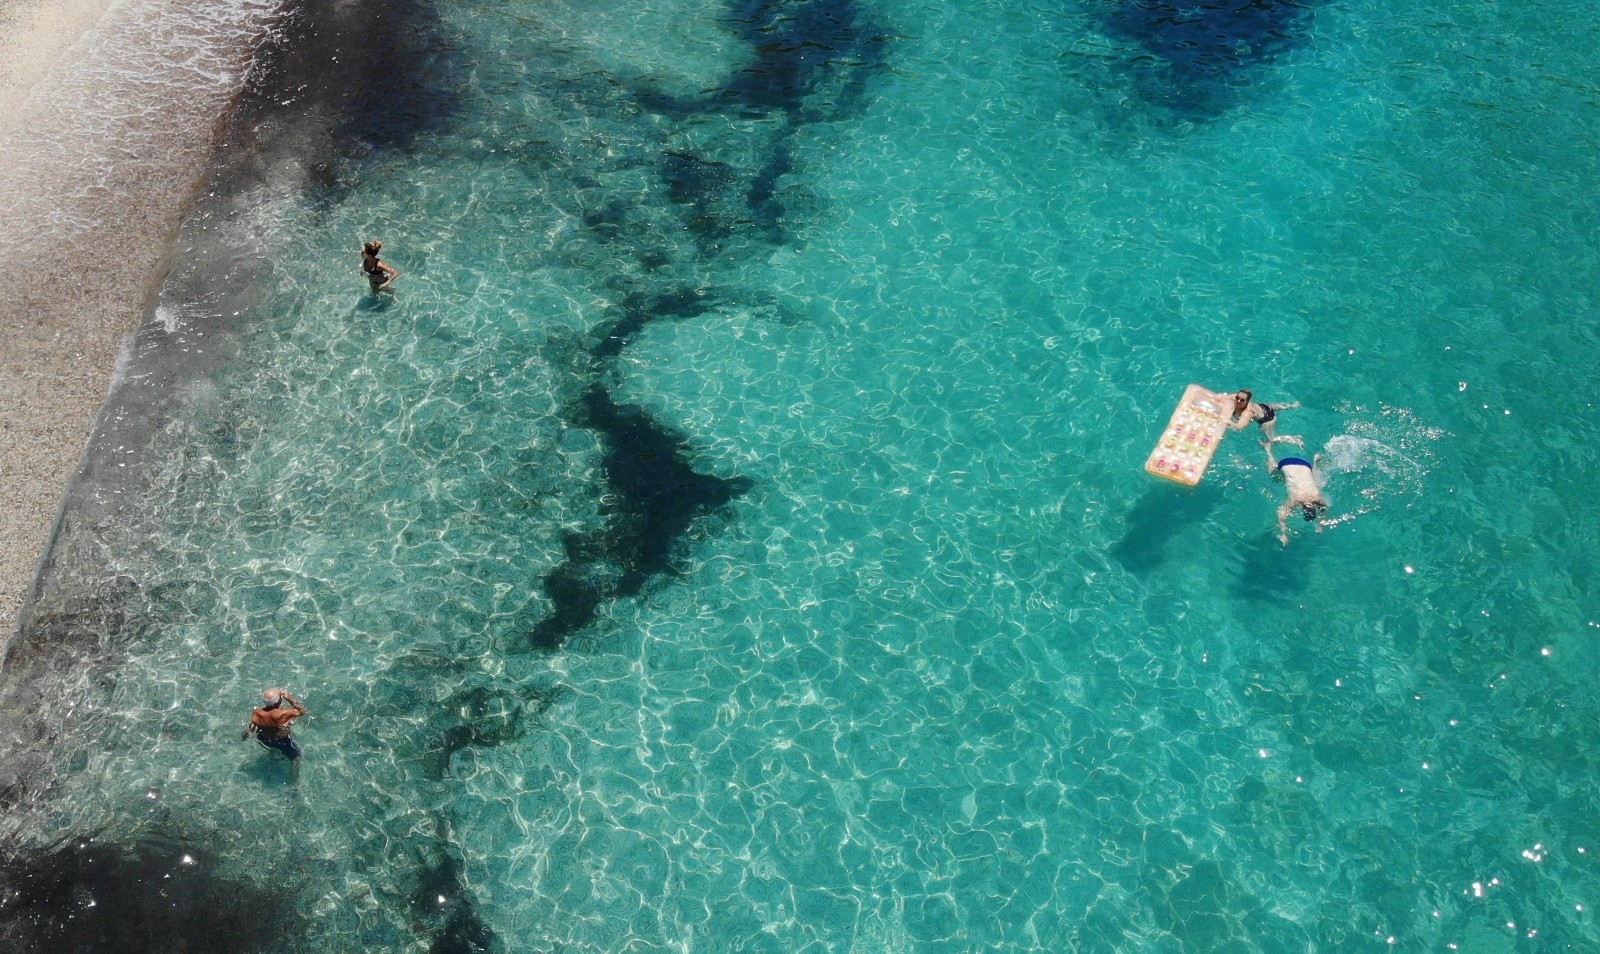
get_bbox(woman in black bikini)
[1229,389,1301,446]
[361,239,399,292]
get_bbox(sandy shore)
[0,0,115,119]
[0,0,127,640]
[0,0,279,638]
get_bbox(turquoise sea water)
[6,0,1600,949]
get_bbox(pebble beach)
[0,0,275,636]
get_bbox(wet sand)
[0,0,277,637]
[0,0,115,118]
[0,0,123,639]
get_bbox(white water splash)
[1322,434,1410,478]
[1315,405,1444,528]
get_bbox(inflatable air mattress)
[1145,384,1230,486]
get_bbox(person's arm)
[243,716,258,741]
[1276,501,1294,546]
[281,690,306,716]
[1229,405,1253,431]
[381,262,399,279]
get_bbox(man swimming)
[1230,389,1302,447]
[244,687,306,761]
[1266,444,1329,546]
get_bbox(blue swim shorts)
[256,735,301,760]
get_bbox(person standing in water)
[1266,444,1329,547]
[244,687,306,761]
[361,239,399,292]
[1230,389,1301,446]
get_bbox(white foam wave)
[155,302,181,334]
[0,0,287,268]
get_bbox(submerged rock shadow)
[409,844,496,954]
[516,0,895,650]
[219,0,468,203]
[1091,0,1319,120]
[633,0,890,247]
[0,830,299,953]
[531,386,753,651]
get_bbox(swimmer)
[1266,444,1329,547]
[1230,389,1302,447]
[244,687,306,761]
[361,240,399,292]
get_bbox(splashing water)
[1315,414,1435,530]
[1322,433,1422,483]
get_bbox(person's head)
[1301,500,1327,522]
[363,240,382,256]
[1234,389,1252,410]
[261,688,282,710]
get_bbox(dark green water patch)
[635,0,889,118]
[221,0,469,201]
[376,651,561,778]
[631,0,889,246]
[0,830,297,953]
[1091,0,1321,120]
[594,286,724,359]
[531,387,753,649]
[409,846,498,954]
[0,579,147,813]
[430,683,558,779]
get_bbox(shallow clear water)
[7,0,1600,949]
